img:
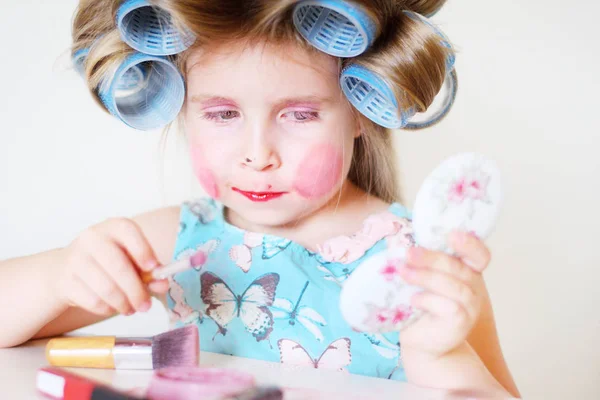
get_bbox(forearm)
[403,342,511,397]
[0,249,69,348]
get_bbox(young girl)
[0,0,520,397]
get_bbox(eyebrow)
[189,94,334,108]
[273,95,334,109]
[189,95,237,107]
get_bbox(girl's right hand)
[53,218,170,317]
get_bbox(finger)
[77,258,135,315]
[398,266,478,319]
[100,218,159,272]
[148,280,169,294]
[447,231,491,273]
[406,247,477,285]
[411,291,468,322]
[71,274,117,316]
[92,238,151,312]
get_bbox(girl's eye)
[202,110,240,122]
[283,111,320,123]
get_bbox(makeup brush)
[140,249,208,283]
[45,325,199,370]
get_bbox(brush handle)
[140,257,191,283]
[46,337,116,369]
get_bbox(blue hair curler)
[293,0,377,57]
[117,0,195,56]
[72,48,89,77]
[404,69,457,130]
[340,65,458,130]
[98,52,185,131]
[340,64,415,129]
[340,12,457,129]
[72,47,150,96]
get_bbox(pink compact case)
[147,367,256,400]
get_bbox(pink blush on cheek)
[190,146,220,199]
[293,144,343,199]
[197,169,220,199]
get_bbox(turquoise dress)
[167,198,415,381]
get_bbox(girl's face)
[183,42,359,228]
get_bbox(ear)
[354,114,365,139]
[345,91,364,138]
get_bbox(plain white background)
[1,0,599,398]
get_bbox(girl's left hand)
[399,230,490,357]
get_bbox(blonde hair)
[72,0,455,204]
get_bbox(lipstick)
[232,188,286,202]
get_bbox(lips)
[232,187,287,202]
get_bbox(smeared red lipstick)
[232,188,286,202]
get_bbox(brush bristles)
[151,325,199,369]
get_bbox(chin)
[227,197,318,229]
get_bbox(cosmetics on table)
[146,367,257,400]
[37,366,283,400]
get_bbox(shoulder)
[364,201,412,233]
[347,193,413,244]
[383,202,411,221]
[374,202,414,249]
[132,205,181,265]
[132,198,222,264]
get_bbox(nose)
[240,126,281,172]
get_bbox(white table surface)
[0,338,463,400]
